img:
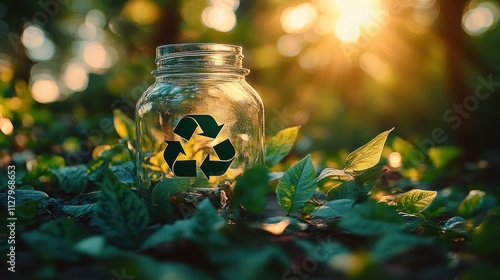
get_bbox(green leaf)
[269,171,284,181]
[110,162,135,184]
[151,177,193,222]
[97,248,215,280]
[339,200,405,236]
[317,168,352,182]
[22,219,89,261]
[39,217,90,241]
[457,190,485,218]
[443,216,470,232]
[61,204,95,217]
[75,235,108,257]
[88,144,132,181]
[343,128,394,172]
[391,137,424,168]
[51,165,88,194]
[311,199,355,218]
[276,154,317,214]
[113,109,135,139]
[23,232,80,261]
[0,189,48,207]
[142,198,224,249]
[372,233,434,261]
[428,146,462,169]
[468,208,500,254]
[210,244,290,280]
[233,165,270,215]
[302,201,320,216]
[153,177,193,195]
[401,213,425,232]
[326,180,370,201]
[107,255,216,280]
[326,180,356,201]
[22,154,66,184]
[141,220,191,249]
[265,126,300,167]
[396,189,437,214]
[355,167,387,186]
[189,198,225,240]
[94,171,149,249]
[16,200,40,220]
[71,191,101,204]
[87,157,110,181]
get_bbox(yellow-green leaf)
[457,190,485,218]
[397,189,437,214]
[343,128,394,172]
[428,146,462,169]
[113,109,135,139]
[265,126,300,167]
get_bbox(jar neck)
[152,43,250,77]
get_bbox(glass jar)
[135,43,264,204]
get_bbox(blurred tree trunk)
[151,0,182,52]
[440,0,478,163]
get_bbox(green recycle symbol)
[163,115,236,179]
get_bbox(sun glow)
[332,0,383,43]
[280,0,384,45]
[281,3,318,33]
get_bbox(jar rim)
[153,43,249,76]
[156,43,243,58]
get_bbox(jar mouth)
[156,43,243,58]
[153,43,249,76]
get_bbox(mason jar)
[135,43,264,205]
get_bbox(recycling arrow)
[173,115,224,140]
[200,155,233,179]
[200,139,236,179]
[163,141,184,168]
[163,141,197,177]
[163,114,235,178]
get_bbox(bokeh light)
[462,2,499,36]
[281,3,318,34]
[201,2,237,32]
[9,97,22,110]
[122,0,159,25]
[31,78,60,103]
[82,41,109,70]
[21,25,44,49]
[211,0,240,10]
[0,118,14,135]
[298,49,322,71]
[22,25,55,62]
[63,61,89,92]
[26,39,56,62]
[277,35,303,57]
[86,9,106,28]
[412,4,439,27]
[388,152,402,168]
